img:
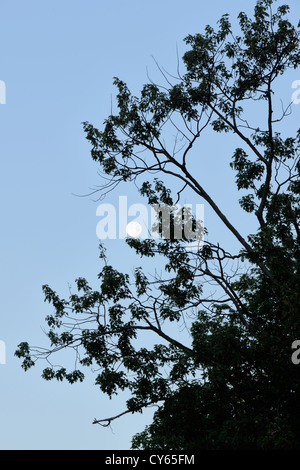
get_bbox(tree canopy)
[16,0,300,449]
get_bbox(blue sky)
[0,0,299,450]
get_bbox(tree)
[16,0,300,449]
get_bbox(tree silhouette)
[16,0,300,449]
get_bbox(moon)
[126,221,142,238]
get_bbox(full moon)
[126,221,142,238]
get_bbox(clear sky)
[0,0,299,450]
